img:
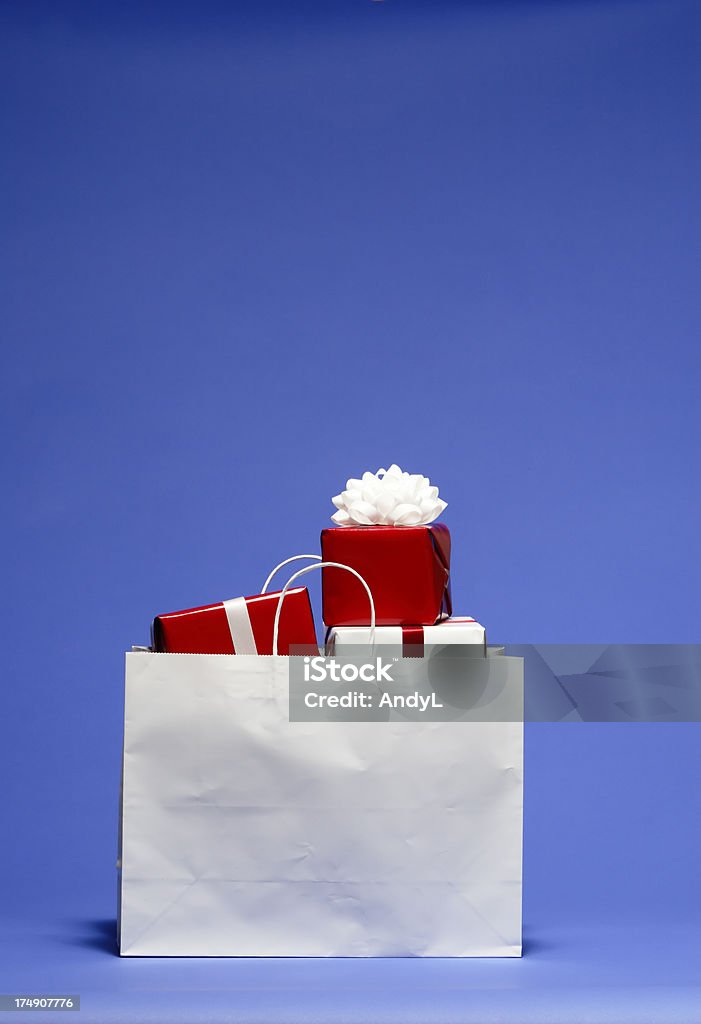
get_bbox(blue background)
[2,0,700,1020]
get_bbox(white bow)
[331,464,447,527]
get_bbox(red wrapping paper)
[320,524,452,626]
[152,587,317,655]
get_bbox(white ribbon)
[222,597,258,655]
[223,556,323,654]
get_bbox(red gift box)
[320,524,452,626]
[152,587,317,655]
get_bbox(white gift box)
[326,616,487,655]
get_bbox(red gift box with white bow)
[152,588,317,655]
[321,465,452,626]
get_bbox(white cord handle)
[272,561,376,656]
[260,554,322,594]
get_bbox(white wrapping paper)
[118,651,523,957]
[326,617,486,654]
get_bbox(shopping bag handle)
[260,554,322,595]
[273,561,376,656]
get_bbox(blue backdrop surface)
[1,0,700,1020]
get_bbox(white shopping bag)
[118,563,523,957]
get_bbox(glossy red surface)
[401,625,425,657]
[320,524,451,626]
[152,587,317,655]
